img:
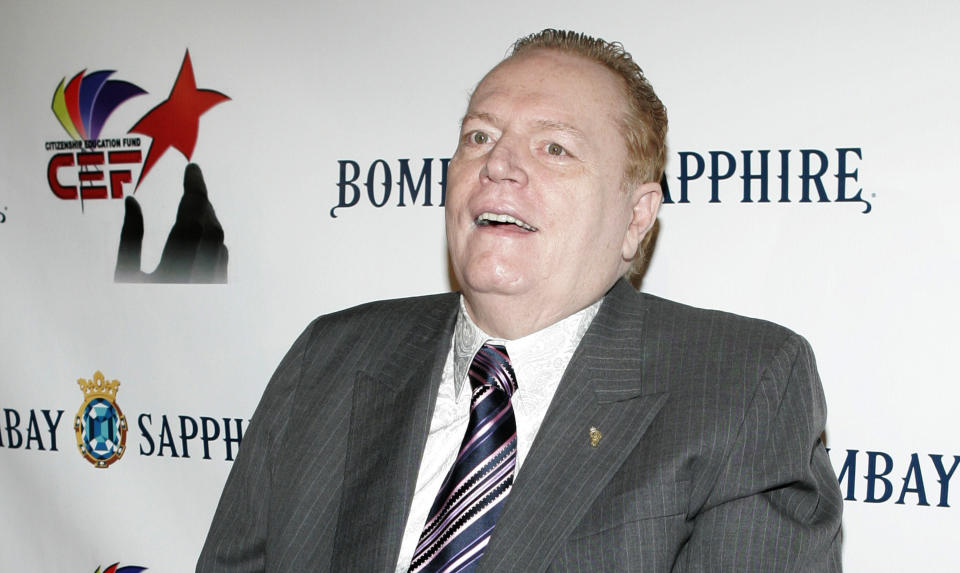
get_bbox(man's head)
[510,29,668,188]
[445,30,666,338]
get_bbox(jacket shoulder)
[293,291,459,372]
[629,292,815,389]
[308,291,459,333]
[638,291,800,351]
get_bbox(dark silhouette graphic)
[115,163,227,283]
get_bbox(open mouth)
[475,212,538,232]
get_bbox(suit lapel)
[479,280,669,573]
[330,296,458,572]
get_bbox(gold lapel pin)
[589,426,602,447]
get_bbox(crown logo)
[77,371,120,399]
[74,370,127,469]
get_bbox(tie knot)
[469,343,518,397]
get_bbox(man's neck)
[461,289,602,340]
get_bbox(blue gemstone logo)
[74,371,128,468]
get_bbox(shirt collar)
[451,296,601,400]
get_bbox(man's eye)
[470,131,489,144]
[546,142,565,156]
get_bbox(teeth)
[476,212,538,231]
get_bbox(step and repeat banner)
[1,1,957,571]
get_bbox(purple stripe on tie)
[410,343,518,573]
[417,440,516,547]
[411,477,513,572]
[416,436,516,546]
[458,403,513,457]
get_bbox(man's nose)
[480,136,528,186]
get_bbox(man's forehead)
[460,51,626,132]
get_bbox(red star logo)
[130,49,229,190]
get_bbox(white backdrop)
[1,1,957,570]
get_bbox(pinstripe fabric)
[197,280,843,573]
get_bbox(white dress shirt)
[394,297,601,572]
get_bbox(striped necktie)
[409,343,518,573]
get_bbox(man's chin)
[461,278,527,298]
[458,268,534,300]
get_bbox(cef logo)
[46,50,229,208]
[74,371,127,468]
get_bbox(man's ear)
[621,180,663,261]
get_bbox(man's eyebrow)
[532,119,586,140]
[460,112,499,127]
[460,113,586,140]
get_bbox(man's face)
[445,49,658,332]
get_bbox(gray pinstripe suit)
[197,279,843,572]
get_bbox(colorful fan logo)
[93,564,147,573]
[46,50,229,201]
[51,70,146,142]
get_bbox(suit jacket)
[197,280,843,572]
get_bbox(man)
[198,29,843,572]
